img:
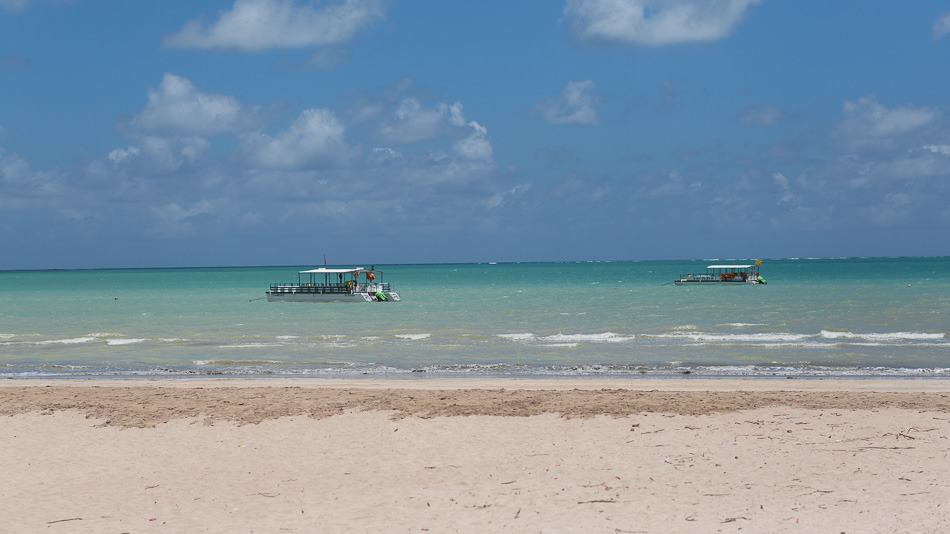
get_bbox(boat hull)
[673,280,760,286]
[266,291,400,302]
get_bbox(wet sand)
[2,379,950,532]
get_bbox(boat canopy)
[298,267,364,274]
[706,264,753,269]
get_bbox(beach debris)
[250,492,280,498]
[145,484,159,490]
[46,517,82,525]
[722,516,750,523]
[577,499,617,504]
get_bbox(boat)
[266,267,400,302]
[674,260,767,285]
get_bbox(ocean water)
[1,258,949,378]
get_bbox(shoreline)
[4,376,950,391]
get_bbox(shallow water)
[1,258,949,377]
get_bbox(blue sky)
[2,0,950,269]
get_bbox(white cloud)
[921,144,950,156]
[246,108,347,168]
[772,172,796,204]
[934,12,950,39]
[379,98,449,143]
[486,183,531,208]
[165,0,386,51]
[540,80,598,125]
[739,104,781,126]
[139,136,210,171]
[133,73,248,135]
[564,0,760,45]
[840,96,938,148]
[151,200,217,235]
[107,146,141,164]
[371,146,402,162]
[454,121,493,161]
[645,170,702,198]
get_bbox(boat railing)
[268,282,392,294]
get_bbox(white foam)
[106,338,148,346]
[721,323,767,327]
[275,335,299,340]
[395,333,431,341]
[539,332,634,343]
[35,336,98,345]
[541,343,579,348]
[820,330,946,341]
[360,336,381,341]
[497,333,536,341]
[651,332,812,342]
[215,343,283,349]
[87,332,123,338]
[159,338,186,342]
[0,334,15,340]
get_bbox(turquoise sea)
[1,258,949,378]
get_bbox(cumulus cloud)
[563,0,760,45]
[739,104,781,126]
[133,74,250,135]
[934,12,950,39]
[245,108,347,168]
[140,136,210,171]
[454,121,493,161]
[540,80,598,125]
[840,96,938,148]
[165,0,386,51]
[772,172,796,204]
[379,98,449,143]
[151,200,217,236]
[107,146,141,164]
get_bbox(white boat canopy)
[706,264,753,269]
[298,267,365,274]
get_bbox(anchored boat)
[674,260,767,286]
[266,267,400,302]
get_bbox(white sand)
[2,380,950,532]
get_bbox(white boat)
[674,261,766,286]
[266,267,400,302]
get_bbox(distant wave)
[214,343,284,349]
[497,333,536,341]
[106,338,148,346]
[820,330,945,341]
[540,332,634,343]
[395,333,431,341]
[34,336,98,345]
[649,332,812,342]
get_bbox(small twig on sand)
[722,516,750,523]
[577,499,618,504]
[46,518,82,525]
[250,492,280,498]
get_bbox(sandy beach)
[2,379,950,533]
